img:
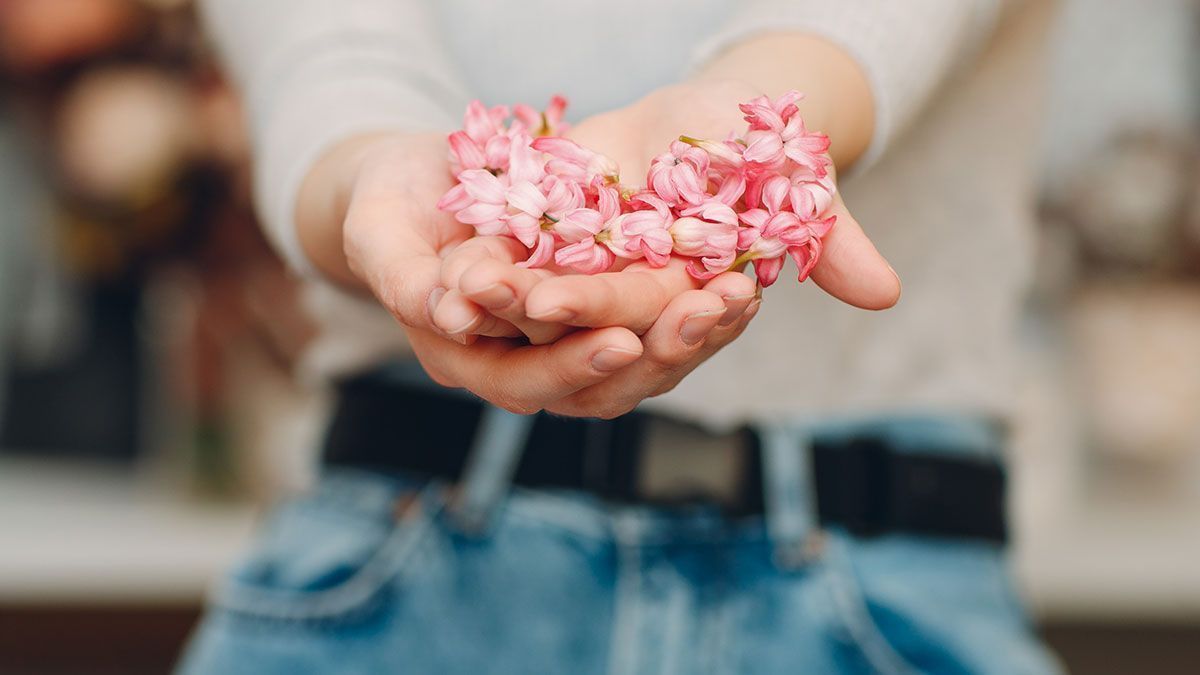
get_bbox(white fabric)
[201,0,1051,427]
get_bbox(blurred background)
[0,0,1198,673]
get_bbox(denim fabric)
[178,465,1061,674]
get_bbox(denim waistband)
[347,360,1006,462]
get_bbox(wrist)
[692,33,874,170]
[295,131,422,288]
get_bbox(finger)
[343,153,473,330]
[431,288,522,338]
[692,295,761,362]
[810,193,901,310]
[439,236,530,289]
[524,257,701,333]
[408,326,644,415]
[548,289,726,418]
[439,236,571,344]
[458,257,570,345]
[644,294,762,398]
[699,271,758,326]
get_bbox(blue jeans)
[177,418,1061,674]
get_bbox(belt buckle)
[634,417,749,508]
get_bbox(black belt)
[322,370,1008,543]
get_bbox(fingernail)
[426,287,447,324]
[444,314,481,335]
[743,298,762,321]
[470,282,516,309]
[680,309,725,346]
[591,347,641,372]
[719,293,757,327]
[527,306,575,322]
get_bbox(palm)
[566,81,760,193]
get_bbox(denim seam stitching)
[208,483,443,622]
[607,519,643,675]
[821,536,922,675]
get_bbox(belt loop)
[452,406,535,534]
[759,422,822,570]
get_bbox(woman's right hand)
[295,132,647,415]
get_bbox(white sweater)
[202,0,1051,429]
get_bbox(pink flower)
[679,135,745,173]
[505,130,546,184]
[741,128,788,168]
[448,108,534,175]
[531,136,620,184]
[552,184,630,273]
[781,215,836,282]
[617,193,674,267]
[438,93,837,287]
[447,169,510,236]
[711,173,747,207]
[555,239,615,274]
[738,175,836,285]
[506,176,584,268]
[674,198,739,278]
[514,95,570,137]
[463,100,510,146]
[447,130,487,173]
[782,121,832,177]
[436,182,471,213]
[740,91,804,133]
[738,91,832,177]
[647,140,710,206]
[787,167,837,220]
[737,212,799,286]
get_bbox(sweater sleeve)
[690,0,1004,170]
[200,0,469,274]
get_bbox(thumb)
[809,192,901,310]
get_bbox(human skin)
[292,33,900,417]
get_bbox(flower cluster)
[436,91,836,286]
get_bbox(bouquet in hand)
[437,91,836,287]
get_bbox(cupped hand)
[321,132,646,415]
[429,81,900,416]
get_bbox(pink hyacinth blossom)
[736,210,800,286]
[783,121,832,177]
[439,93,837,288]
[783,215,836,282]
[506,131,547,184]
[741,128,788,168]
[647,140,710,206]
[448,130,487,173]
[679,135,745,172]
[737,91,832,177]
[788,168,837,220]
[462,100,510,146]
[555,238,615,274]
[738,176,837,285]
[673,197,739,278]
[436,182,472,213]
[551,183,630,273]
[618,194,674,267]
[739,91,804,133]
[531,136,620,184]
[506,176,584,268]
[671,216,737,279]
[514,95,570,137]
[711,173,747,207]
[450,169,510,236]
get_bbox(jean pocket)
[820,531,1054,675]
[209,479,443,626]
